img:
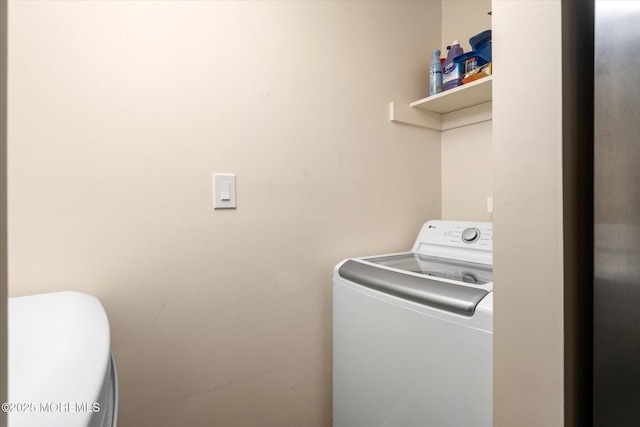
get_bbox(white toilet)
[8,291,118,427]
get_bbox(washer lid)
[8,291,111,427]
[365,253,493,285]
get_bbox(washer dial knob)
[462,228,481,244]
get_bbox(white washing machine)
[333,220,492,427]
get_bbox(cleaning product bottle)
[442,40,464,91]
[429,49,443,96]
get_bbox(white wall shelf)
[390,76,492,131]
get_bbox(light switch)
[214,174,236,209]
[220,182,230,201]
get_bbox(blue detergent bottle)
[442,40,464,91]
[429,49,443,96]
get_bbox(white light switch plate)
[214,174,236,209]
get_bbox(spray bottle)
[429,49,443,96]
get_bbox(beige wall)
[0,1,7,425]
[7,1,441,426]
[492,1,564,426]
[441,121,492,221]
[441,0,492,221]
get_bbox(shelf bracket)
[389,101,442,131]
[390,101,492,132]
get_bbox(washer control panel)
[412,220,493,264]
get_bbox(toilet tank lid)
[8,291,112,421]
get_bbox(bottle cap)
[453,40,460,46]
